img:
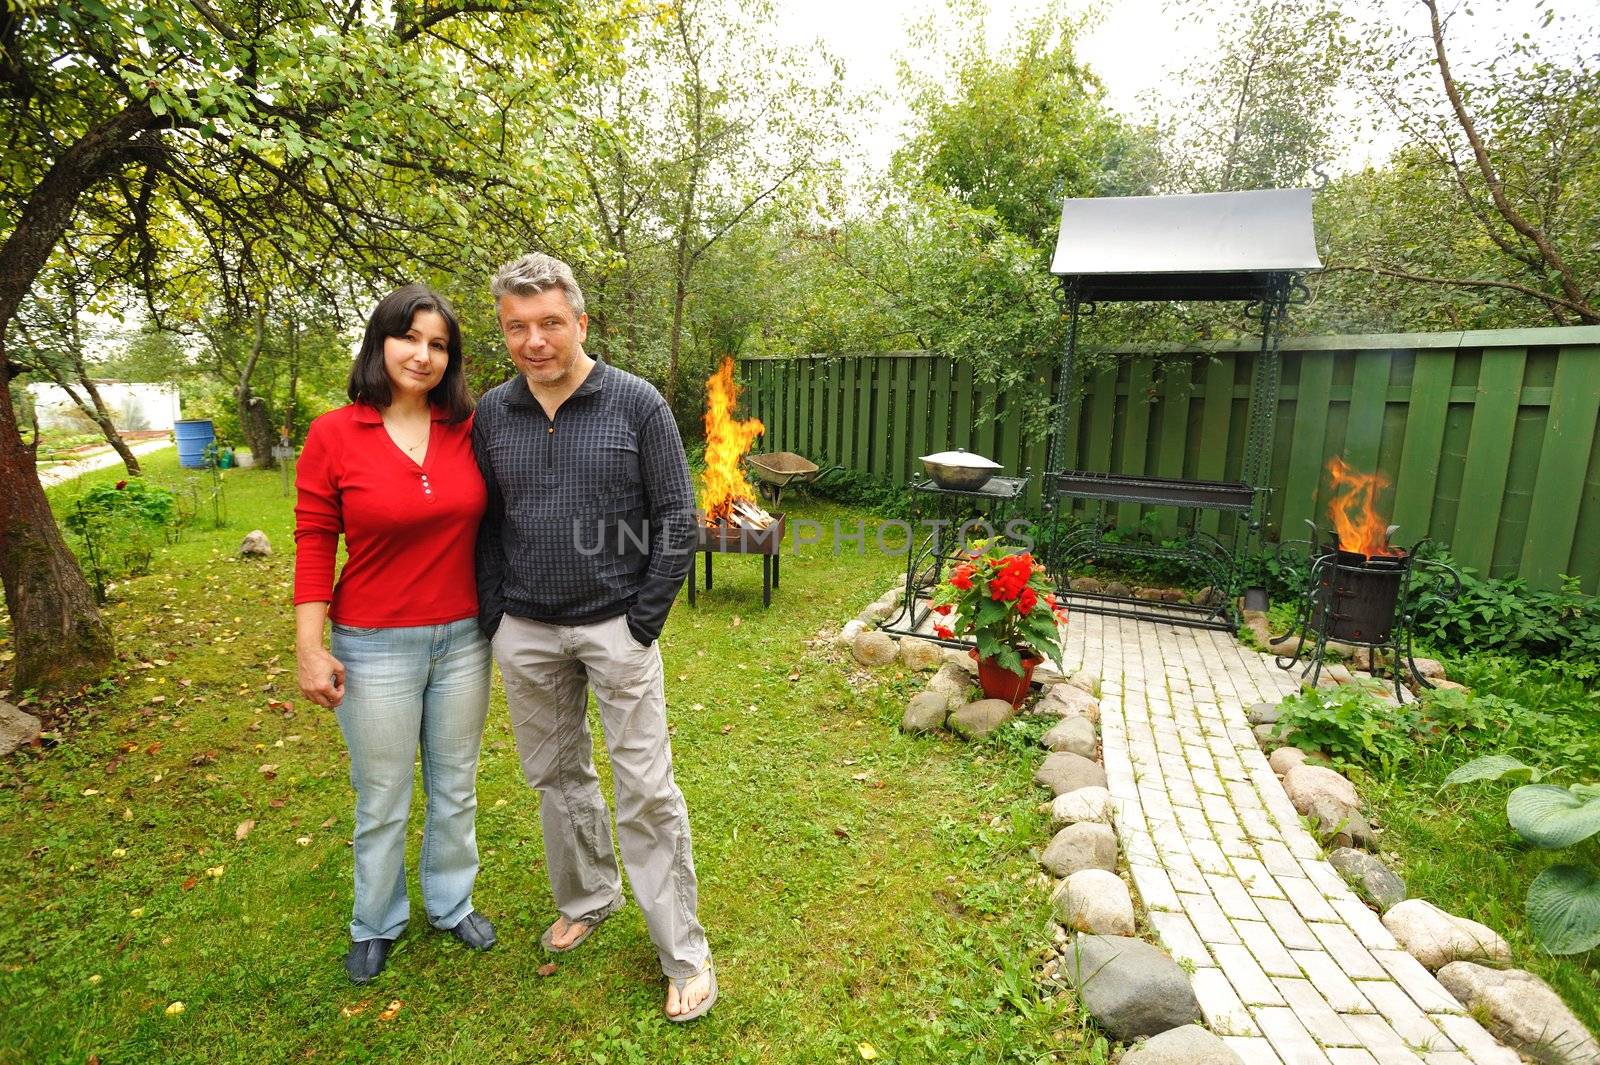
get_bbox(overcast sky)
[770,0,1591,178]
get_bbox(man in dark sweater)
[473,252,715,1022]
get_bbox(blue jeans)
[332,617,490,942]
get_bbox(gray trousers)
[493,613,709,977]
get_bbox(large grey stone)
[900,692,949,734]
[898,637,944,672]
[1062,934,1202,1042]
[1033,751,1107,796]
[239,529,271,556]
[1052,869,1134,935]
[926,662,972,702]
[1307,795,1374,850]
[1049,786,1113,829]
[1437,962,1600,1065]
[1039,682,1100,722]
[1067,668,1101,696]
[1412,657,1447,680]
[1120,1025,1245,1065]
[1329,848,1406,912]
[1382,899,1511,971]
[835,619,866,645]
[1040,822,1118,877]
[1041,715,1097,757]
[1247,701,1282,726]
[850,630,897,667]
[1,701,42,757]
[1282,764,1361,817]
[948,698,1016,740]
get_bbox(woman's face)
[383,309,451,402]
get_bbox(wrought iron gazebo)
[1043,188,1322,629]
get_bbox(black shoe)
[449,911,497,952]
[344,938,394,984]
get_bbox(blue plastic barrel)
[174,419,215,469]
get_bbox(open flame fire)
[1326,457,1402,558]
[699,357,768,526]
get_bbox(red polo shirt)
[293,402,486,627]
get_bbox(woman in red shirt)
[293,284,494,984]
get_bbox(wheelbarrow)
[745,451,821,508]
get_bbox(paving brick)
[1274,978,1360,1047]
[1359,979,1454,1052]
[1258,840,1305,878]
[1147,910,1213,969]
[1208,875,1267,922]
[1255,896,1321,951]
[1340,1015,1427,1064]
[1128,861,1181,912]
[1231,857,1286,899]
[1192,965,1259,1035]
[1281,875,1342,923]
[1371,949,1463,1014]
[1180,891,1241,943]
[1235,919,1301,977]
[1164,855,1211,895]
[1308,922,1386,979]
[1288,950,1373,1014]
[1254,1006,1335,1064]
[1433,1015,1521,1065]
[1325,1051,1381,1065]
[1213,943,1285,1005]
[1330,896,1400,952]
[1222,1035,1285,1065]
[1422,1054,1472,1065]
[1303,859,1358,900]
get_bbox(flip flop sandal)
[539,905,618,954]
[665,960,717,1023]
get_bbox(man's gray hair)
[490,252,586,315]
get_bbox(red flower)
[1045,592,1058,610]
[933,624,954,639]
[115,479,128,490]
[949,563,974,590]
[1018,588,1037,614]
[932,602,952,615]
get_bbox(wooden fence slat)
[870,359,891,477]
[1391,350,1454,549]
[1117,359,1155,529]
[1280,353,1334,542]
[812,357,827,460]
[1521,346,1600,586]
[910,359,932,477]
[890,357,912,485]
[1155,359,1192,535]
[1451,348,1527,574]
[1194,356,1235,537]
[952,362,975,452]
[1343,350,1392,475]
[999,381,1025,476]
[854,359,873,473]
[930,358,953,457]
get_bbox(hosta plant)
[1443,755,1600,954]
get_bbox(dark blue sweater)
[472,361,695,645]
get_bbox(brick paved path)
[1060,611,1517,1065]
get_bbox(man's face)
[498,287,588,386]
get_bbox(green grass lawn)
[1340,657,1600,1037]
[1,452,1108,1064]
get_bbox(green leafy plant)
[929,537,1067,676]
[1273,684,1418,772]
[1444,756,1600,955]
[63,479,177,602]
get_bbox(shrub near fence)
[738,325,1600,593]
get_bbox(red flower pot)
[969,647,1043,708]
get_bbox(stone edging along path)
[842,579,1600,1064]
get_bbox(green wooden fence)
[737,326,1600,593]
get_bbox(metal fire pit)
[1273,530,1461,700]
[688,512,784,608]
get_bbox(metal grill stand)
[1042,190,1322,630]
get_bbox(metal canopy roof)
[1050,188,1322,301]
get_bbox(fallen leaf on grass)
[164,1001,185,1017]
[788,671,801,682]
[851,773,871,782]
[181,876,198,891]
[145,742,162,755]
[377,1000,402,1022]
[320,817,336,828]
[206,865,224,878]
[832,826,850,839]
[339,999,370,1018]
[730,616,741,627]
[258,764,278,780]
[269,798,286,808]
[857,1044,877,1060]
[537,962,557,977]
[720,724,734,735]
[190,751,217,767]
[296,836,313,847]
[235,820,255,841]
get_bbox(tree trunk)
[43,297,142,477]
[0,338,116,693]
[0,107,148,694]
[235,309,277,469]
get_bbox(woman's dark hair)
[347,284,473,423]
